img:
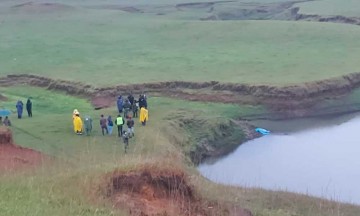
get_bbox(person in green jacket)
[115,114,124,137]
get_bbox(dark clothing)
[107,117,114,126]
[26,99,32,117]
[141,120,146,126]
[100,117,108,135]
[138,96,147,109]
[127,119,134,128]
[117,97,124,113]
[132,103,138,118]
[122,132,130,153]
[84,116,92,136]
[128,95,135,106]
[16,101,23,119]
[123,101,132,118]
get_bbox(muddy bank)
[0,127,47,171]
[99,164,252,216]
[3,73,360,118]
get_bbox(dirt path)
[2,73,360,118]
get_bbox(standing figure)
[115,114,124,137]
[128,94,135,106]
[139,107,148,126]
[26,98,32,117]
[126,116,135,137]
[16,100,23,119]
[73,109,79,120]
[138,94,147,109]
[84,116,93,136]
[132,101,139,118]
[117,96,124,113]
[107,116,114,135]
[122,131,130,153]
[123,99,132,119]
[73,113,83,135]
[100,114,108,136]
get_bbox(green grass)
[1,1,360,86]
[1,87,360,216]
[295,0,360,17]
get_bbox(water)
[198,115,360,205]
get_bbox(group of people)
[1,98,33,127]
[16,98,33,119]
[72,94,149,151]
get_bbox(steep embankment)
[2,73,360,118]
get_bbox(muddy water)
[198,114,360,204]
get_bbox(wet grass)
[1,87,360,216]
[1,1,360,86]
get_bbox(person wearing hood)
[73,109,79,120]
[117,96,124,113]
[84,116,93,136]
[139,107,148,126]
[73,112,83,135]
[26,98,32,117]
[128,94,135,106]
[16,100,24,119]
[138,94,147,109]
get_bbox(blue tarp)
[0,110,11,117]
[255,127,270,135]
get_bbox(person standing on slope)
[117,96,124,113]
[123,99,132,119]
[107,115,114,135]
[73,113,83,135]
[100,114,108,136]
[115,114,124,137]
[126,116,135,137]
[84,116,93,136]
[139,107,148,126]
[16,100,23,119]
[26,98,32,117]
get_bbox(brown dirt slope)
[0,127,46,172]
[2,73,360,116]
[100,164,252,216]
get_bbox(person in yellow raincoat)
[73,110,83,135]
[73,109,79,120]
[139,107,148,126]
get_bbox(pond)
[198,113,360,204]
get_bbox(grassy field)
[1,0,360,86]
[1,86,360,216]
[295,0,360,17]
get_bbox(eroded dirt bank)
[2,73,360,118]
[99,164,252,216]
[0,127,47,172]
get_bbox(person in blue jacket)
[16,100,24,119]
[117,96,124,113]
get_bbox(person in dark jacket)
[132,101,139,118]
[126,116,135,137]
[138,94,147,109]
[26,98,32,117]
[128,94,135,106]
[16,100,23,119]
[100,114,108,135]
[123,99,132,119]
[117,96,124,113]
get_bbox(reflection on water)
[198,115,360,204]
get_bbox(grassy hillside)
[1,1,360,86]
[1,87,360,216]
[295,0,360,17]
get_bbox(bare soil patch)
[2,73,360,118]
[100,165,252,216]
[0,127,47,172]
